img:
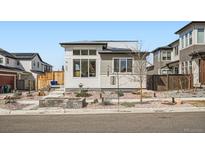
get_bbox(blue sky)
[0,21,189,69]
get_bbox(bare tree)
[126,42,150,103]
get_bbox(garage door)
[0,75,15,89]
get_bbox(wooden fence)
[37,71,64,90]
[147,74,193,91]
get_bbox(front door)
[199,59,205,85]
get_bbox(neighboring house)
[0,49,52,91]
[175,21,205,87]
[0,48,24,91]
[151,45,173,75]
[11,53,53,79]
[60,40,149,91]
[149,21,205,87]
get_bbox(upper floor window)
[174,46,178,55]
[189,61,192,74]
[17,60,20,65]
[73,49,96,56]
[197,28,204,43]
[37,62,40,68]
[181,36,184,49]
[113,58,133,73]
[81,50,88,55]
[6,58,9,64]
[189,31,192,45]
[162,51,171,61]
[33,61,35,67]
[73,50,80,55]
[0,58,3,64]
[185,33,188,47]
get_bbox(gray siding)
[180,45,205,62]
[153,49,172,74]
[100,53,147,75]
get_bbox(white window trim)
[112,57,134,74]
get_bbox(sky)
[0,21,189,70]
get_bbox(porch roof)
[0,65,26,73]
[166,60,179,67]
[189,51,205,59]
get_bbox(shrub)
[116,90,124,97]
[4,96,16,104]
[75,91,92,97]
[121,102,136,107]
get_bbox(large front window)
[197,28,204,43]
[113,58,133,73]
[73,59,96,77]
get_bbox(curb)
[0,107,205,115]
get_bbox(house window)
[17,60,20,65]
[185,33,188,47]
[162,51,171,61]
[113,58,133,73]
[120,59,127,72]
[73,49,97,56]
[37,62,40,68]
[89,60,96,77]
[189,61,192,74]
[0,58,3,64]
[81,59,88,77]
[114,59,119,72]
[73,50,80,55]
[81,50,88,55]
[73,59,96,77]
[181,36,184,48]
[33,61,35,67]
[197,28,204,43]
[174,46,178,55]
[6,58,9,64]
[189,31,192,45]
[127,59,132,72]
[89,50,96,55]
[73,59,80,77]
[174,67,179,74]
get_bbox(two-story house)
[60,40,149,91]
[175,21,205,86]
[151,45,173,75]
[0,48,24,91]
[12,53,53,79]
[148,21,205,87]
[0,49,53,91]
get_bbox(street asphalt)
[0,112,205,133]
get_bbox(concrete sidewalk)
[0,106,205,115]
